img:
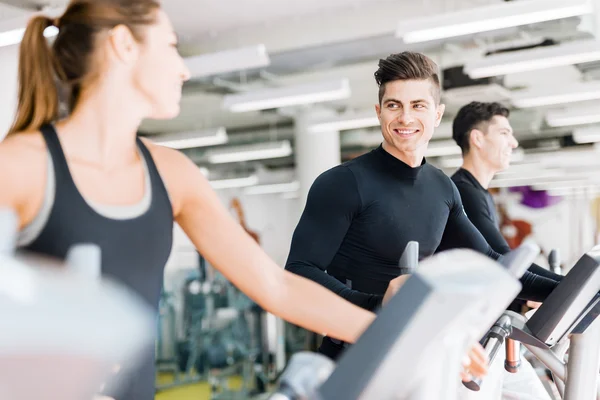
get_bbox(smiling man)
[284,52,561,368]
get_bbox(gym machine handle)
[462,315,512,391]
[548,248,562,275]
[398,241,419,275]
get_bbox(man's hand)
[526,300,542,309]
[383,274,411,305]
[460,342,489,382]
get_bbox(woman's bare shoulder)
[138,137,197,177]
[0,130,46,158]
[0,131,48,227]
[138,137,207,214]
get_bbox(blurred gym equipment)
[0,208,155,400]
[268,245,535,400]
[466,246,600,399]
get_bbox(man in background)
[450,101,563,399]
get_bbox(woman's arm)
[159,147,375,343]
[149,143,489,376]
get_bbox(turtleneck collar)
[372,144,426,180]
[457,167,487,192]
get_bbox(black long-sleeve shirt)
[450,168,563,282]
[285,146,559,312]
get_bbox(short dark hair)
[374,51,441,105]
[452,101,510,155]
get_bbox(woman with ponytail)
[0,1,489,398]
[0,0,461,398]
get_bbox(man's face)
[477,115,518,171]
[375,79,445,160]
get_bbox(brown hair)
[8,0,161,136]
[452,101,510,155]
[374,51,441,105]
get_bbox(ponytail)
[7,16,60,136]
[7,0,161,136]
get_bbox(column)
[293,108,342,209]
[579,0,600,39]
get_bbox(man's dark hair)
[374,51,441,105]
[452,101,510,155]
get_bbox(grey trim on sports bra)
[18,147,152,247]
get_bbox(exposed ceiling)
[163,0,402,40]
[1,0,600,192]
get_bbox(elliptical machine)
[464,246,600,399]
[267,242,540,400]
[0,209,155,400]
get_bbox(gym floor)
[155,373,243,400]
[156,383,210,400]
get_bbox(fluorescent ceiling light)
[153,127,228,149]
[510,148,525,163]
[572,125,600,144]
[489,169,566,188]
[545,103,600,127]
[223,79,351,113]
[308,112,379,133]
[491,163,544,177]
[243,181,300,195]
[396,0,593,43]
[434,121,453,140]
[209,175,259,190]
[547,187,600,197]
[532,179,590,191]
[464,39,600,79]
[0,28,26,47]
[494,167,564,179]
[439,157,463,169]
[0,25,58,48]
[206,140,292,164]
[281,191,300,200]
[425,140,462,157]
[512,81,600,108]
[184,44,270,78]
[439,149,524,169]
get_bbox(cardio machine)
[0,209,155,400]
[267,242,540,400]
[464,246,600,400]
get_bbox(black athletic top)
[451,168,563,282]
[23,125,173,400]
[285,145,559,359]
